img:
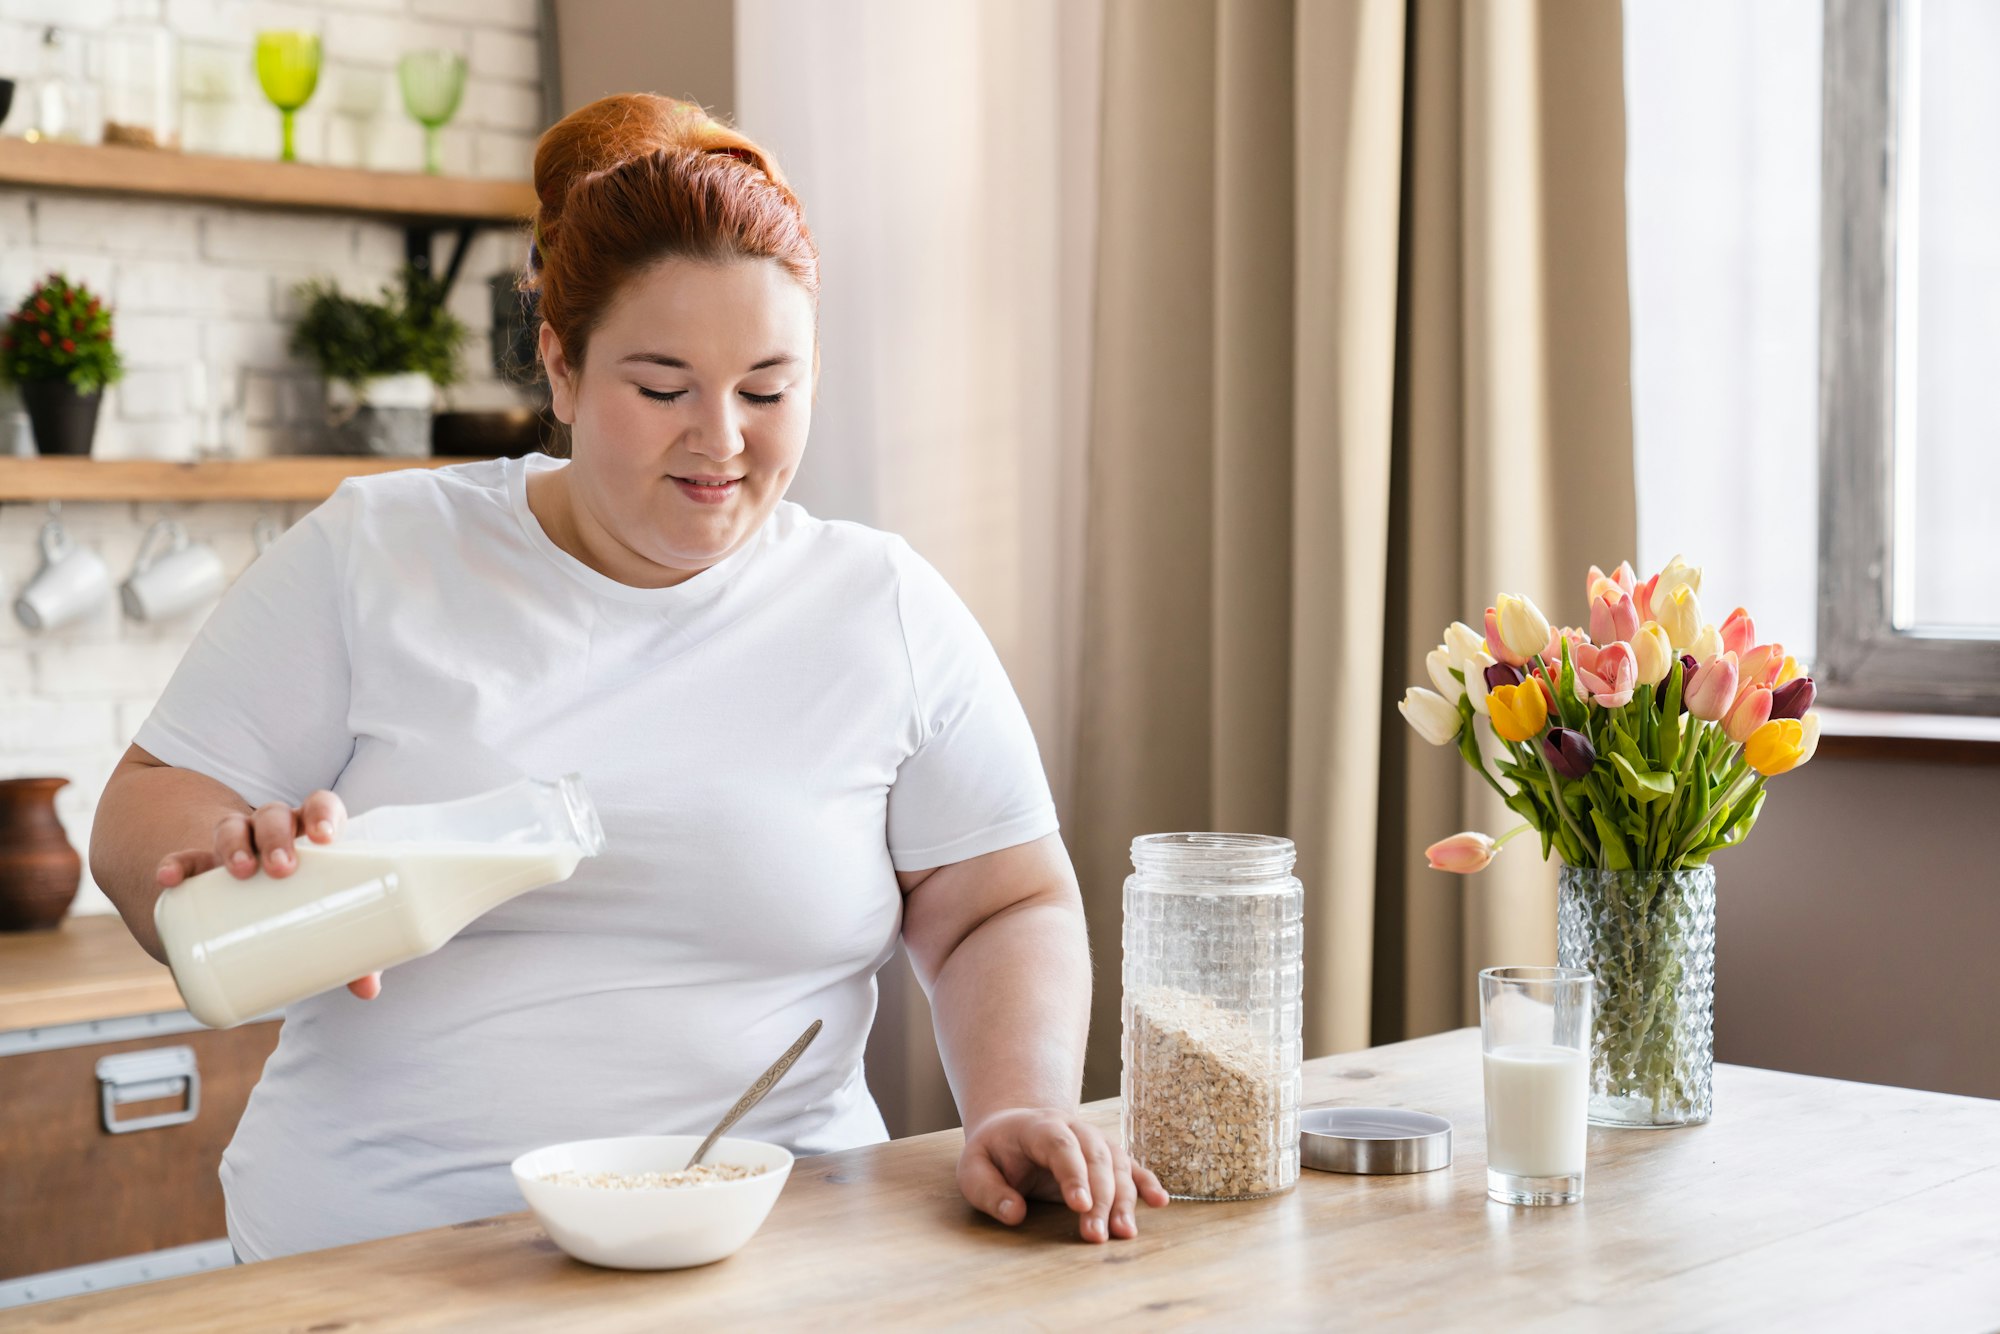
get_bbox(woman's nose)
[685,397,747,461]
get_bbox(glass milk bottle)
[156,774,605,1029]
[1121,833,1303,1200]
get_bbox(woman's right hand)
[154,789,383,1000]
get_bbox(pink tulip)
[1633,572,1660,622]
[1720,607,1756,658]
[1590,588,1640,645]
[1685,651,1740,721]
[1736,643,1785,700]
[1724,684,1773,743]
[1586,561,1638,604]
[1485,606,1529,667]
[1577,641,1638,708]
[1545,625,1592,670]
[1426,832,1498,874]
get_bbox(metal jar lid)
[1300,1107,1453,1175]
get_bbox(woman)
[91,94,1165,1261]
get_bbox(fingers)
[250,802,298,876]
[155,848,219,888]
[1107,1142,1140,1239]
[347,972,383,1001]
[299,790,347,845]
[1031,1120,1095,1225]
[212,812,258,878]
[1075,1127,1117,1243]
[957,1147,1026,1227]
[1135,1161,1170,1209]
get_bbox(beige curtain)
[1071,0,1636,1098]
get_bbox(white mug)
[15,517,113,632]
[121,520,227,623]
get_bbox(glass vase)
[1555,863,1715,1128]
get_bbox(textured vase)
[0,777,83,931]
[1556,863,1716,1127]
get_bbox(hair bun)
[532,93,785,243]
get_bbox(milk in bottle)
[155,774,605,1028]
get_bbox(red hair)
[524,94,819,383]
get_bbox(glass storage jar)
[1121,832,1303,1200]
[102,0,178,149]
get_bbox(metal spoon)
[685,1018,824,1169]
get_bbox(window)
[1627,0,2000,714]
[1820,0,2000,711]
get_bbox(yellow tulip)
[1745,718,1806,776]
[1488,681,1549,743]
[1656,583,1704,651]
[1776,655,1804,685]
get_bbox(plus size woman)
[92,94,1164,1261]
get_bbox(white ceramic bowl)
[511,1134,794,1270]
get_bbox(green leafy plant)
[0,273,125,394]
[289,267,467,391]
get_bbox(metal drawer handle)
[96,1046,201,1134]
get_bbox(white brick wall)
[0,0,547,919]
[0,500,321,917]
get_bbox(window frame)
[1818,0,2000,714]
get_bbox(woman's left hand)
[957,1108,1168,1243]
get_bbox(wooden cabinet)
[0,917,278,1287]
[0,1020,279,1279]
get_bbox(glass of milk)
[1479,965,1594,1206]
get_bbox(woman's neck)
[525,463,702,589]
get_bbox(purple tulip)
[1484,661,1524,691]
[1543,727,1597,779]
[1770,676,1816,720]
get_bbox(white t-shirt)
[133,454,1059,1261]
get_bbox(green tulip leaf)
[1611,752,1674,802]
[1588,809,1635,870]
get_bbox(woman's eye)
[637,388,785,405]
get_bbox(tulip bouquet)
[1398,556,1820,1125]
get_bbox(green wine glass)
[398,50,467,176]
[255,31,321,163]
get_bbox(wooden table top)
[0,915,182,1032]
[9,1028,1999,1331]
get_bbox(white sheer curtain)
[735,0,1103,1136]
[1624,0,1822,662]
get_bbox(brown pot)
[0,777,83,931]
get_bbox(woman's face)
[540,256,815,580]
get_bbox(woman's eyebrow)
[618,352,800,371]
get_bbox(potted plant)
[0,273,125,456]
[289,267,467,457]
[1399,559,1821,1129]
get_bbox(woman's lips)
[671,476,740,505]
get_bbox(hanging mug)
[121,519,227,623]
[15,514,113,631]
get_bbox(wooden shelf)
[0,139,534,223]
[0,456,479,503]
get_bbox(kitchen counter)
[9,1028,2000,1330]
[0,915,182,1031]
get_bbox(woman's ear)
[539,323,578,425]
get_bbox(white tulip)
[1444,621,1487,675]
[1426,646,1464,704]
[1467,650,1499,715]
[1399,686,1462,746]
